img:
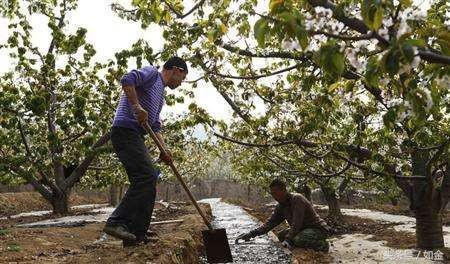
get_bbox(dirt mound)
[0,192,108,217]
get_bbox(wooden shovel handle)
[143,123,213,230]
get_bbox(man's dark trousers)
[106,126,160,239]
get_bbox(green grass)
[6,243,21,252]
[0,229,9,236]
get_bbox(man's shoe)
[103,225,136,241]
[122,239,140,248]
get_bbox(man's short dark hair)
[269,179,286,189]
[163,56,188,73]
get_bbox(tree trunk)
[395,150,448,250]
[345,190,351,205]
[109,185,120,206]
[415,211,444,249]
[49,192,69,214]
[320,185,343,220]
[389,197,398,206]
[165,184,170,201]
[296,183,312,202]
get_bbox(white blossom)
[384,18,394,27]
[379,78,390,87]
[398,63,412,75]
[378,28,389,42]
[305,20,313,30]
[435,75,450,88]
[387,98,403,108]
[411,9,427,21]
[411,55,421,68]
[314,7,333,18]
[353,40,371,51]
[397,18,411,39]
[346,48,366,69]
[421,88,433,112]
[281,39,300,50]
[442,93,450,105]
[397,106,412,122]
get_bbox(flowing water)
[199,198,291,264]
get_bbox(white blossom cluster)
[396,101,412,122]
[446,2,450,29]
[314,6,333,19]
[387,98,404,108]
[420,87,433,112]
[345,40,377,70]
[396,17,412,39]
[435,75,450,88]
[281,39,300,51]
[345,48,367,70]
[402,7,427,21]
[379,78,390,87]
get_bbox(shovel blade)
[202,228,233,263]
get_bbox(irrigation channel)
[199,198,291,264]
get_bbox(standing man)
[103,56,188,247]
[236,179,332,252]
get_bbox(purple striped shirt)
[112,65,165,134]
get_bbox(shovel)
[143,123,233,263]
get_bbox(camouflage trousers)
[277,227,329,252]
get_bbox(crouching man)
[236,179,332,252]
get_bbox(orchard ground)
[0,189,449,263]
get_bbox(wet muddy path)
[199,198,291,264]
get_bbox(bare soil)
[0,202,211,264]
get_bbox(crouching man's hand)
[281,240,293,250]
[235,232,253,244]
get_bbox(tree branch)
[217,40,309,60]
[214,132,297,147]
[306,0,450,64]
[207,63,300,80]
[196,57,253,124]
[47,0,66,55]
[185,75,205,83]
[161,0,206,19]
[310,30,375,41]
[209,63,301,80]
[17,117,60,194]
[62,131,111,191]
[253,87,275,104]
[2,162,53,200]
[61,128,88,144]
[298,144,332,159]
[45,0,67,188]
[426,141,449,174]
[307,162,352,178]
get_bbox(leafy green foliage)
[361,0,384,30]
